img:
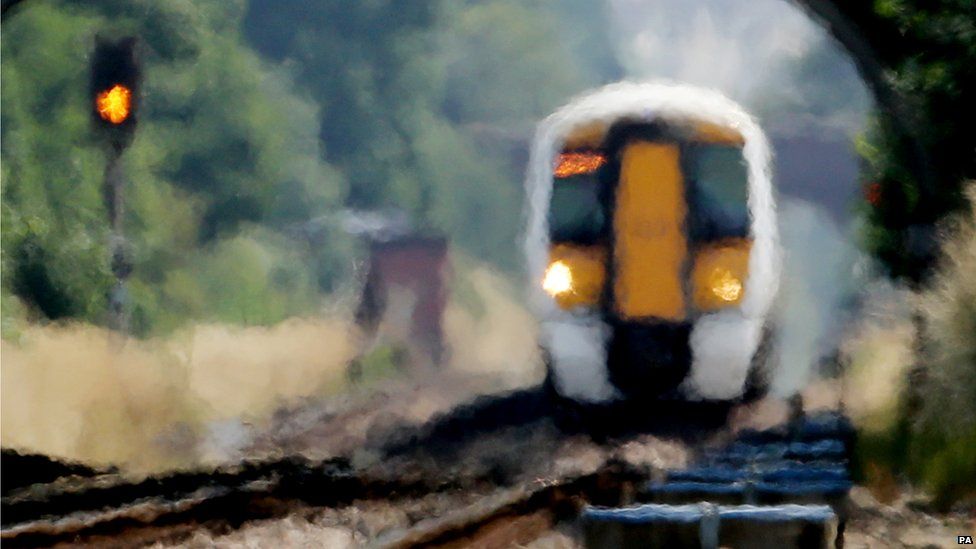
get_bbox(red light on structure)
[554,151,606,178]
[865,182,882,206]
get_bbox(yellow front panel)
[692,238,752,311]
[613,141,687,320]
[563,121,610,150]
[547,244,607,309]
[693,121,745,146]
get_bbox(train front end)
[525,82,780,404]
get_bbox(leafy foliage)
[858,0,976,281]
[1,0,350,335]
[850,4,976,503]
[242,0,611,270]
[910,183,976,507]
[850,184,976,508]
[2,0,616,333]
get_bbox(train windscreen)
[687,144,750,241]
[549,173,606,243]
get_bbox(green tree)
[243,0,614,270]
[857,0,976,282]
[2,0,351,335]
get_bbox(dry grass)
[914,183,976,435]
[0,262,542,475]
[1,318,359,473]
[909,183,976,506]
[839,281,916,434]
[443,267,543,389]
[840,182,976,506]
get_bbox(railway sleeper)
[581,502,838,549]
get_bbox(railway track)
[1,385,854,548]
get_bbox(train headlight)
[692,239,750,310]
[545,245,607,309]
[710,268,743,302]
[543,260,573,296]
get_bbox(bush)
[0,0,352,335]
[910,181,976,507]
[846,183,976,508]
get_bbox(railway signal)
[90,36,140,332]
[91,36,140,150]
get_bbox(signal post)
[90,36,140,332]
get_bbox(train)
[524,81,780,404]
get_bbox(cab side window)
[549,152,607,244]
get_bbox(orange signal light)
[96,84,132,125]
